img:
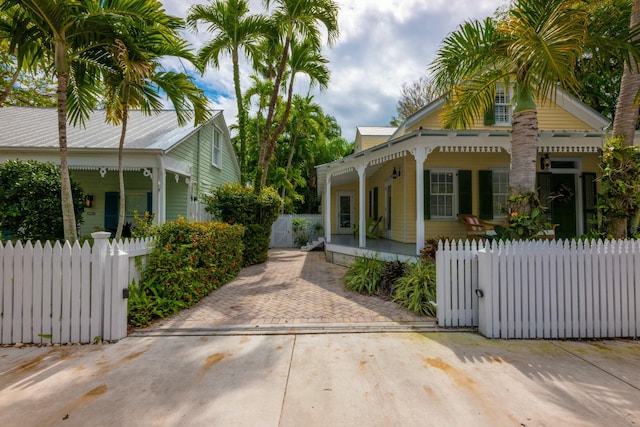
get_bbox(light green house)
[0,107,240,237]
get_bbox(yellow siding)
[405,96,594,132]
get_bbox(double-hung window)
[212,127,222,167]
[494,84,512,125]
[430,170,456,219]
[491,169,509,219]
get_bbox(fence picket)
[22,241,34,344]
[32,242,43,344]
[70,242,82,343]
[80,242,92,343]
[41,242,53,344]
[12,242,24,343]
[60,242,73,344]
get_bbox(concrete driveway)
[1,332,639,427]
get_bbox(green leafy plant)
[205,183,282,266]
[344,256,384,295]
[498,192,551,240]
[127,219,244,328]
[131,211,158,238]
[392,261,437,317]
[292,217,313,247]
[0,159,85,241]
[598,137,640,238]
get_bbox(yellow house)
[316,87,610,263]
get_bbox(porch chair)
[457,214,496,240]
[354,216,383,239]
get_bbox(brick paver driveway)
[137,249,434,334]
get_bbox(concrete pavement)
[2,249,640,426]
[1,332,639,426]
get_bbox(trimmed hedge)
[128,219,244,327]
[204,183,282,266]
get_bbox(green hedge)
[204,183,282,266]
[128,219,244,327]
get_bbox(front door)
[549,174,577,239]
[336,191,354,234]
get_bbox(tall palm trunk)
[612,0,640,146]
[256,34,291,188]
[510,109,538,196]
[57,71,78,243]
[280,131,299,213]
[115,105,129,240]
[232,48,247,183]
[262,68,296,184]
[0,67,20,106]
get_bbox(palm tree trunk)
[0,67,20,106]
[115,106,129,240]
[281,131,299,213]
[612,0,640,146]
[261,71,296,186]
[56,71,78,242]
[510,109,538,195]
[233,49,247,183]
[257,35,291,187]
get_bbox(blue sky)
[161,0,507,142]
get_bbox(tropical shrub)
[292,217,313,247]
[0,159,85,241]
[131,210,158,238]
[379,260,407,298]
[392,261,437,317]
[598,137,640,238]
[498,192,551,240]
[127,219,244,327]
[205,183,282,265]
[344,256,384,295]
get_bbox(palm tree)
[255,0,339,188]
[261,37,329,181]
[7,0,124,241]
[102,5,210,240]
[431,0,587,196]
[187,0,269,184]
[280,93,325,210]
[612,0,640,145]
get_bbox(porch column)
[357,164,367,248]
[413,147,429,255]
[151,167,162,225]
[325,175,332,243]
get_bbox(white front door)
[336,191,354,234]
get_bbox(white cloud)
[160,0,506,141]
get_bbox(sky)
[161,0,507,142]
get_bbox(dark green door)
[549,174,577,239]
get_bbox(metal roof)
[356,126,397,136]
[0,107,219,151]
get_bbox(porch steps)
[301,237,325,252]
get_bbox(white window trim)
[212,126,222,168]
[494,84,512,127]
[490,168,510,220]
[429,168,458,221]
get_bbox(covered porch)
[324,234,418,266]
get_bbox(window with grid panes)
[494,84,511,125]
[492,170,509,219]
[430,171,456,219]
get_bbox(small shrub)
[379,260,407,298]
[344,256,384,295]
[500,192,551,240]
[392,260,437,317]
[292,217,313,247]
[132,211,158,238]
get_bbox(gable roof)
[0,107,221,151]
[356,126,397,137]
[390,88,610,139]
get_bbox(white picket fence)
[0,232,153,345]
[436,239,640,339]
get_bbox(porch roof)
[316,128,607,193]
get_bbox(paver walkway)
[138,249,434,334]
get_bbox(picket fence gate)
[436,239,640,339]
[0,232,153,345]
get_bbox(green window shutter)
[537,172,552,205]
[147,192,153,213]
[104,192,120,234]
[458,170,472,215]
[484,104,495,126]
[373,187,379,219]
[479,170,493,220]
[423,170,431,220]
[582,172,597,232]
